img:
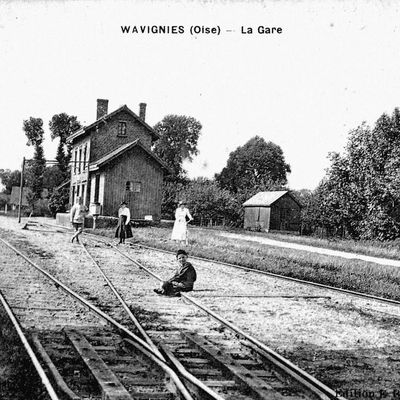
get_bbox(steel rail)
[80,240,164,359]
[0,237,223,400]
[126,241,400,307]
[123,338,225,400]
[84,238,228,400]
[39,220,400,307]
[0,289,60,400]
[108,242,346,400]
[34,223,349,398]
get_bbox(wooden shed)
[243,191,302,232]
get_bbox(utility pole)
[18,157,25,223]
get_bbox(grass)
[93,225,400,302]
[245,229,400,260]
[189,223,400,261]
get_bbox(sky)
[1,0,400,190]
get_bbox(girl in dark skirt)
[115,201,133,244]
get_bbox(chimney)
[139,103,147,121]
[96,99,109,120]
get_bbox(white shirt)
[118,206,131,224]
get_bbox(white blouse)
[118,206,131,223]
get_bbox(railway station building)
[243,191,302,232]
[66,99,170,221]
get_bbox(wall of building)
[244,206,271,231]
[70,136,91,206]
[270,194,301,231]
[101,146,163,220]
[89,110,153,162]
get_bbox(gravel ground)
[1,215,400,398]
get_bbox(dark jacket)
[168,262,197,290]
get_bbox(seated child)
[154,249,197,296]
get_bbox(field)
[95,225,400,301]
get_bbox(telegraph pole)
[18,157,25,223]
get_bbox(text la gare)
[241,26,283,34]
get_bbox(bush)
[48,188,69,216]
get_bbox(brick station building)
[66,99,169,220]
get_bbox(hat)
[120,201,127,206]
[176,249,188,257]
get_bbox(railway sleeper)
[180,331,293,400]
[32,328,181,400]
[31,330,102,399]
[67,330,180,400]
[153,330,296,399]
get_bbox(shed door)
[258,207,269,230]
[244,207,258,228]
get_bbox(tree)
[153,115,202,179]
[182,178,240,226]
[160,179,189,219]
[48,187,70,216]
[215,136,291,194]
[23,117,46,202]
[310,108,400,240]
[0,169,21,194]
[49,113,81,179]
[43,165,65,191]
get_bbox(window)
[83,145,87,170]
[94,175,100,202]
[74,150,78,174]
[133,182,141,193]
[118,121,127,136]
[78,148,82,174]
[126,181,141,193]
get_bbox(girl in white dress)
[171,201,193,245]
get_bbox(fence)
[192,215,229,227]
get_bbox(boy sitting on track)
[154,249,197,297]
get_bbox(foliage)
[22,117,46,204]
[181,178,240,225]
[49,113,81,178]
[43,165,65,190]
[160,177,189,219]
[215,136,291,194]
[48,187,70,216]
[153,115,202,179]
[0,196,8,209]
[310,109,400,240]
[0,169,21,194]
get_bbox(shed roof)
[89,139,171,173]
[10,186,31,206]
[10,187,49,205]
[67,104,160,143]
[243,191,301,207]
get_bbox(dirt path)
[218,231,400,267]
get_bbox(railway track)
[38,219,400,307]
[0,237,194,400]
[0,223,345,400]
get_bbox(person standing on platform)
[115,201,132,244]
[171,201,193,246]
[70,196,88,244]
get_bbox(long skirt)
[171,219,187,241]
[115,215,133,241]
